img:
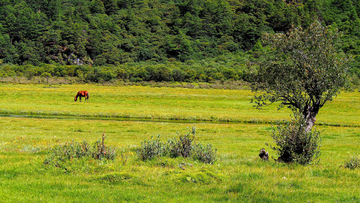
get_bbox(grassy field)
[0,84,359,202]
[0,84,359,126]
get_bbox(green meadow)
[0,84,359,202]
[0,84,359,126]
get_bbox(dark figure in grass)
[74,91,89,102]
[259,148,269,161]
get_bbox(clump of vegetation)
[44,134,117,169]
[344,154,360,170]
[252,21,350,165]
[137,127,217,164]
[137,135,167,161]
[266,115,321,165]
[192,143,217,164]
[167,127,196,158]
[98,172,134,183]
[175,168,224,184]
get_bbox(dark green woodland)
[0,0,359,84]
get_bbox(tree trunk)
[304,102,320,133]
[305,114,317,133]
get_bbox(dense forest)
[0,0,359,84]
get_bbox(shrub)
[137,135,167,161]
[93,134,117,160]
[137,127,217,164]
[44,134,117,168]
[192,143,217,164]
[344,154,360,169]
[266,116,321,165]
[172,68,186,81]
[167,127,195,158]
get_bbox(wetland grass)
[1,117,359,202]
[1,84,359,126]
[0,84,359,202]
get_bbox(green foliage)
[252,21,351,132]
[1,0,359,66]
[44,134,117,169]
[266,115,321,165]
[0,54,253,83]
[344,154,360,170]
[136,135,167,161]
[167,127,196,158]
[192,143,217,164]
[137,127,217,164]
[0,0,359,83]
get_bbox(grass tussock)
[137,127,217,164]
[344,154,360,169]
[44,134,117,173]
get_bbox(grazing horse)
[74,91,89,102]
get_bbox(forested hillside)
[0,0,359,83]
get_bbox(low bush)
[44,134,117,168]
[192,143,217,164]
[266,116,321,165]
[344,154,360,169]
[167,128,195,158]
[136,127,217,164]
[137,135,167,161]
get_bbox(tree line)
[0,0,359,83]
[0,52,257,83]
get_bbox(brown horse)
[74,91,89,102]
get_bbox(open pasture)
[0,84,359,202]
[0,84,359,126]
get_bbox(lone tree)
[251,21,351,164]
[251,21,350,132]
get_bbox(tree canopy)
[0,0,359,69]
[251,21,350,132]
